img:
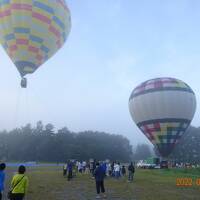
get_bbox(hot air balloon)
[0,0,71,88]
[129,77,196,158]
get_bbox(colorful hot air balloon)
[0,0,71,87]
[129,77,196,158]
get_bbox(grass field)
[3,167,200,200]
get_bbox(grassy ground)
[2,167,200,200]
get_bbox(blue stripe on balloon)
[5,33,15,40]
[52,16,65,30]
[40,45,50,53]
[159,132,185,140]
[14,27,30,34]
[30,35,43,44]
[33,1,54,14]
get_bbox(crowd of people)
[62,160,135,199]
[63,160,135,180]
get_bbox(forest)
[0,121,133,162]
[0,121,199,163]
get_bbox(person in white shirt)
[82,161,86,172]
[114,163,120,178]
[78,162,83,173]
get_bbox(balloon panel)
[0,0,71,77]
[137,118,190,157]
[129,77,194,100]
[129,77,196,157]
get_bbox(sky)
[0,0,200,146]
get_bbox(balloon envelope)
[0,0,71,77]
[129,77,196,157]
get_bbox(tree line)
[169,126,200,163]
[0,121,133,162]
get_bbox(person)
[128,162,135,182]
[94,162,106,199]
[72,162,77,178]
[101,162,107,176]
[90,161,94,174]
[67,161,73,181]
[82,161,86,173]
[111,162,115,177]
[90,159,97,178]
[0,163,6,200]
[122,165,126,176]
[63,163,67,177]
[106,163,111,177]
[85,162,90,174]
[78,161,83,173]
[10,165,29,200]
[114,163,120,179]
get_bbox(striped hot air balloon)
[0,0,71,86]
[129,77,196,158]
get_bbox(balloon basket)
[21,78,27,88]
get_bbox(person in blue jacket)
[0,163,6,200]
[67,161,73,181]
[101,162,107,176]
[94,162,106,199]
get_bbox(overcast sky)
[0,0,199,146]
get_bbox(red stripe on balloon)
[16,39,29,45]
[136,80,178,91]
[144,125,155,140]
[154,123,161,131]
[32,12,51,24]
[49,25,61,38]
[28,46,39,53]
[11,3,32,11]
[0,9,11,18]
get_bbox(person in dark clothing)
[128,162,135,182]
[92,159,97,177]
[94,162,106,199]
[0,163,6,200]
[111,162,114,177]
[122,165,126,176]
[67,161,73,181]
[101,163,107,176]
